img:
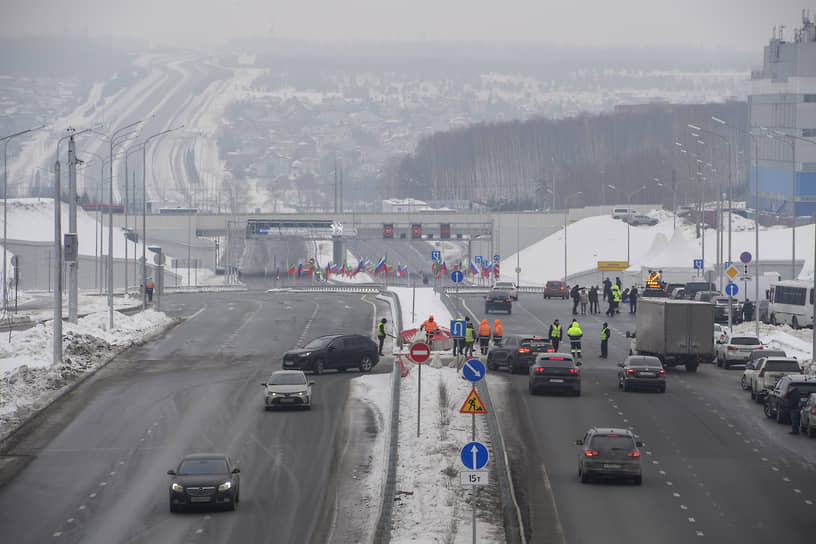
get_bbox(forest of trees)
[384,102,750,210]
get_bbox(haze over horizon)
[1,0,810,53]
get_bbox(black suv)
[764,375,816,424]
[283,334,379,374]
[487,334,553,373]
[485,291,512,314]
[529,353,582,395]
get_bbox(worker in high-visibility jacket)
[493,319,504,346]
[420,315,440,347]
[600,322,610,359]
[464,320,476,358]
[478,319,492,355]
[567,319,583,360]
[376,318,388,356]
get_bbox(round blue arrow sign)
[725,282,739,297]
[451,270,464,283]
[462,359,486,382]
[460,441,489,470]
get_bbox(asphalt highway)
[0,286,390,543]
[464,293,816,543]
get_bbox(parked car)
[670,287,686,299]
[715,332,764,368]
[543,280,569,299]
[493,281,518,300]
[612,207,638,219]
[695,290,722,302]
[741,349,787,391]
[168,453,240,512]
[663,282,685,298]
[487,334,554,373]
[799,393,816,437]
[764,375,816,423]
[283,334,379,374]
[529,352,582,395]
[617,355,666,393]
[625,214,659,226]
[750,357,802,402]
[575,427,643,485]
[712,296,743,324]
[485,290,512,314]
[713,323,727,345]
[684,281,717,300]
[262,370,313,410]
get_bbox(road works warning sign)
[459,388,487,414]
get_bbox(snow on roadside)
[0,309,174,435]
[730,320,814,366]
[389,286,454,330]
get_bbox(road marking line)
[78,505,85,510]
[652,460,659,464]
[680,505,688,510]
[89,493,96,498]
[196,529,203,534]
[658,470,666,476]
[806,499,813,505]
[66,518,74,523]
[53,532,62,537]
[688,517,695,522]
[772,466,779,472]
[666,481,673,486]
[696,531,705,537]
[783,477,791,482]
[673,492,681,497]
[99,482,107,486]
[794,488,801,493]
[761,457,768,461]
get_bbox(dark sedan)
[487,334,554,373]
[283,334,379,374]
[168,453,240,512]
[618,355,666,392]
[485,290,512,314]
[529,353,582,395]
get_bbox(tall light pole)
[2,124,46,309]
[141,125,184,310]
[563,191,582,283]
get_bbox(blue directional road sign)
[693,259,704,270]
[461,442,489,470]
[494,254,500,262]
[257,226,271,235]
[475,255,483,265]
[451,270,464,283]
[431,250,441,261]
[450,319,466,338]
[462,359,486,383]
[740,251,752,264]
[725,283,739,297]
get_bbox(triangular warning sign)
[460,388,487,414]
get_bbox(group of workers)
[549,318,611,359]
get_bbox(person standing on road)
[549,319,562,352]
[145,278,155,303]
[786,383,803,434]
[571,284,581,315]
[589,286,599,314]
[603,277,612,302]
[478,319,492,355]
[600,322,610,358]
[611,284,622,315]
[377,318,388,356]
[567,319,583,360]
[464,319,476,358]
[420,315,440,348]
[615,276,622,291]
[493,319,503,346]
[629,286,639,314]
[579,288,588,315]
[742,298,754,322]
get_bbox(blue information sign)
[494,254,500,262]
[451,270,464,283]
[462,359,486,382]
[475,256,483,265]
[431,250,441,261]
[693,259,703,270]
[450,319,466,338]
[725,283,739,297]
[460,442,489,470]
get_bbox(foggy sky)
[1,0,810,52]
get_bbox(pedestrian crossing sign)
[460,388,487,414]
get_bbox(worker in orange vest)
[493,319,503,346]
[420,315,440,347]
[145,278,155,302]
[478,319,492,355]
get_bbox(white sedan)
[715,333,764,369]
[262,370,313,410]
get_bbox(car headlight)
[267,391,278,396]
[296,391,305,396]
[218,481,232,492]
[171,483,183,493]
[298,352,311,358]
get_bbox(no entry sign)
[410,342,431,363]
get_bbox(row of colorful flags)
[276,257,500,279]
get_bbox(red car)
[543,280,568,299]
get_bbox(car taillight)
[518,348,531,353]
[627,451,641,457]
[584,450,599,457]
[758,369,765,377]
[627,369,634,375]
[757,346,764,350]
[506,298,511,302]
[569,368,578,374]
[659,369,665,375]
[547,348,555,352]
[727,346,738,350]
[811,406,816,416]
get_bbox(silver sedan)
[262,370,313,410]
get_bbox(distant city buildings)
[750,9,816,216]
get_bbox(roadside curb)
[371,353,402,543]
[0,316,182,453]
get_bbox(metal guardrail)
[283,286,382,294]
[372,358,402,543]
[441,286,547,295]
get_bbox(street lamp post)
[140,125,185,311]
[2,124,46,309]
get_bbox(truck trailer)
[628,298,714,372]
